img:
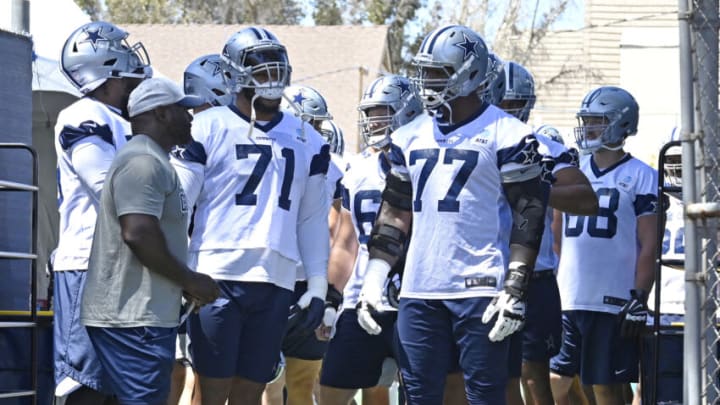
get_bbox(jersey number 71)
[235,144,294,210]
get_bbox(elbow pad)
[382,168,413,211]
[367,223,408,261]
[505,177,549,251]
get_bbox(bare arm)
[549,167,599,215]
[635,213,658,292]
[327,208,359,291]
[120,214,219,305]
[328,198,342,247]
[552,209,563,257]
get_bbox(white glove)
[323,306,337,327]
[296,275,328,331]
[481,291,526,342]
[297,275,328,308]
[357,259,391,335]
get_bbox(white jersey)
[327,153,344,203]
[54,97,131,271]
[537,139,579,272]
[498,135,579,272]
[171,105,330,290]
[391,105,544,299]
[295,152,344,281]
[557,154,658,313]
[341,149,395,311]
[649,193,685,317]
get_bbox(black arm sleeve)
[502,175,550,252]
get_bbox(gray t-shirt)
[81,135,189,327]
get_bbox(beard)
[240,88,281,114]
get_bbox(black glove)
[618,289,649,338]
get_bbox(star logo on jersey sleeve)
[540,163,555,184]
[81,27,108,52]
[454,33,479,60]
[520,146,540,165]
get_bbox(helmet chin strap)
[600,140,625,151]
[246,92,260,139]
[428,101,454,125]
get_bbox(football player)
[257,85,344,405]
[490,60,598,405]
[319,74,423,405]
[498,61,536,124]
[171,27,331,405]
[165,53,236,405]
[53,21,151,405]
[357,25,549,404]
[549,87,658,405]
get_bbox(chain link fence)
[680,0,720,404]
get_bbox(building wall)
[527,0,680,162]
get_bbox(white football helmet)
[358,75,423,149]
[535,124,564,145]
[574,86,639,153]
[184,54,233,107]
[282,85,333,125]
[411,25,491,110]
[221,27,291,100]
[60,21,152,94]
[319,120,345,156]
[500,62,536,123]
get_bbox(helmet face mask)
[359,105,395,148]
[320,120,344,155]
[665,127,682,186]
[61,21,152,94]
[358,75,423,149]
[665,152,682,186]
[500,62,536,122]
[573,86,639,153]
[483,53,506,105]
[184,54,233,107]
[222,28,292,101]
[412,65,456,110]
[411,25,490,111]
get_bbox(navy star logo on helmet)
[293,92,306,104]
[205,59,224,77]
[81,27,107,52]
[454,33,479,59]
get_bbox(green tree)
[104,0,304,24]
[432,0,572,65]
[105,0,177,23]
[347,0,423,73]
[74,0,104,20]
[313,0,343,25]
